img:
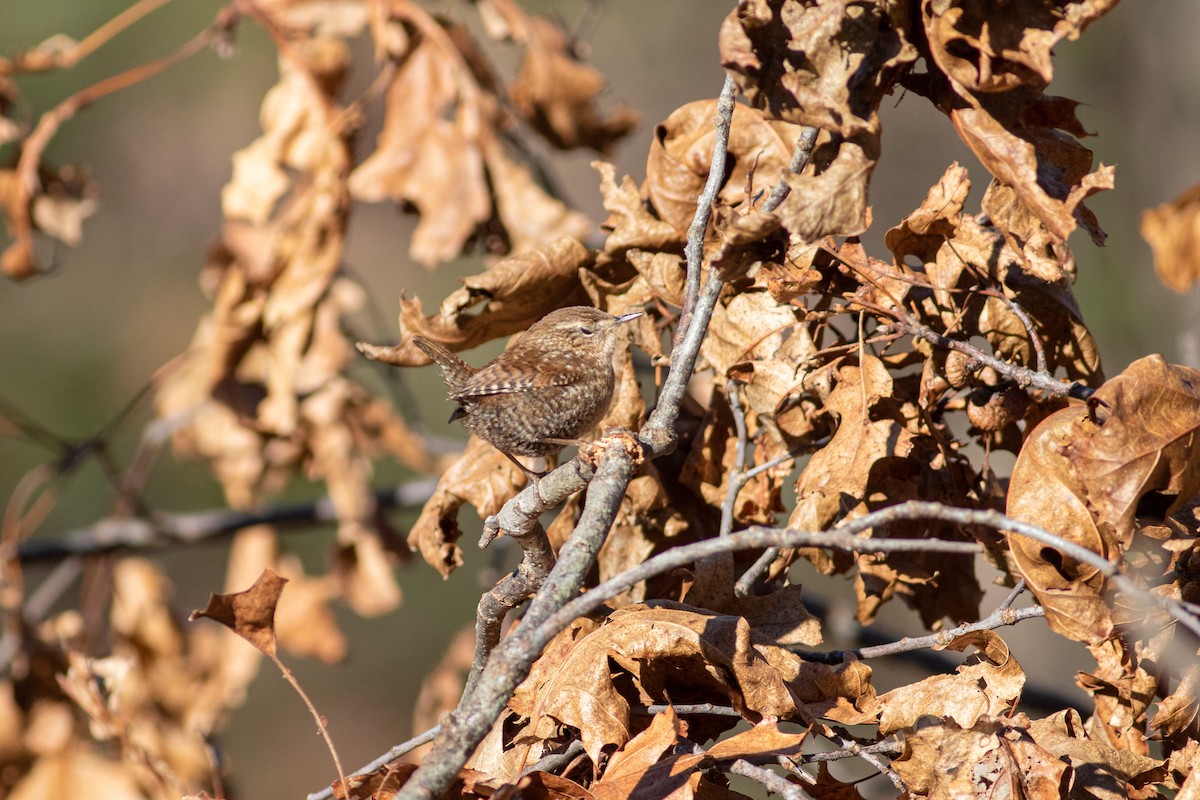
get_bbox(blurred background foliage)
[2,1,1198,796]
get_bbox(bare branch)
[761,125,820,213]
[799,602,1044,663]
[306,726,442,800]
[891,312,1093,400]
[729,759,814,800]
[17,479,440,563]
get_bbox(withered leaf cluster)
[3,1,1200,799]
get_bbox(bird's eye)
[579,325,595,335]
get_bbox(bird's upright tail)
[411,336,474,390]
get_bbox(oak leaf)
[1141,182,1200,293]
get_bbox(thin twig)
[520,739,586,778]
[799,605,1044,664]
[819,729,904,791]
[720,382,751,539]
[527,502,1200,664]
[761,126,820,213]
[306,726,442,800]
[803,740,904,764]
[885,307,1092,400]
[729,759,814,800]
[633,703,743,717]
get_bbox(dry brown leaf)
[1006,405,1114,643]
[1151,663,1200,739]
[408,437,525,576]
[479,0,639,153]
[1142,182,1200,293]
[350,6,589,266]
[592,707,697,800]
[1070,356,1200,547]
[646,101,803,234]
[949,86,1113,245]
[885,162,971,269]
[774,132,876,240]
[510,605,805,766]
[871,630,1025,735]
[787,357,912,566]
[922,0,1118,93]
[720,0,916,137]
[893,715,1067,800]
[1028,708,1163,787]
[8,748,143,800]
[491,771,596,800]
[1078,637,1160,756]
[1009,357,1200,636]
[188,569,287,657]
[594,160,686,275]
[359,238,594,367]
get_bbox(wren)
[413,306,642,477]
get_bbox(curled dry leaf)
[1141,181,1200,293]
[1007,356,1200,642]
[892,715,1067,800]
[1069,356,1200,546]
[593,161,685,276]
[1006,405,1113,643]
[590,707,697,800]
[720,0,916,138]
[408,437,525,577]
[922,0,1118,93]
[358,237,593,366]
[477,0,639,152]
[1027,708,1164,787]
[189,569,288,657]
[349,5,590,266]
[646,100,803,234]
[871,630,1025,735]
[509,604,807,766]
[906,0,1121,246]
[0,163,99,279]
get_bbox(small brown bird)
[413,306,642,477]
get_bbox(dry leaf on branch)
[871,630,1026,735]
[1008,356,1200,642]
[477,0,639,152]
[359,237,594,366]
[408,437,525,576]
[1141,182,1200,293]
[349,4,590,266]
[189,569,288,657]
[892,715,1068,800]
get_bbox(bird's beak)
[615,310,644,325]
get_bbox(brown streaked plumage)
[413,306,642,473]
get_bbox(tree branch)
[16,479,440,563]
[800,588,1043,664]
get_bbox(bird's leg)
[502,452,547,487]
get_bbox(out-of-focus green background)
[2,2,1198,797]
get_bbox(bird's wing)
[454,350,574,398]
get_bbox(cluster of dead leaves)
[5,0,1200,799]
